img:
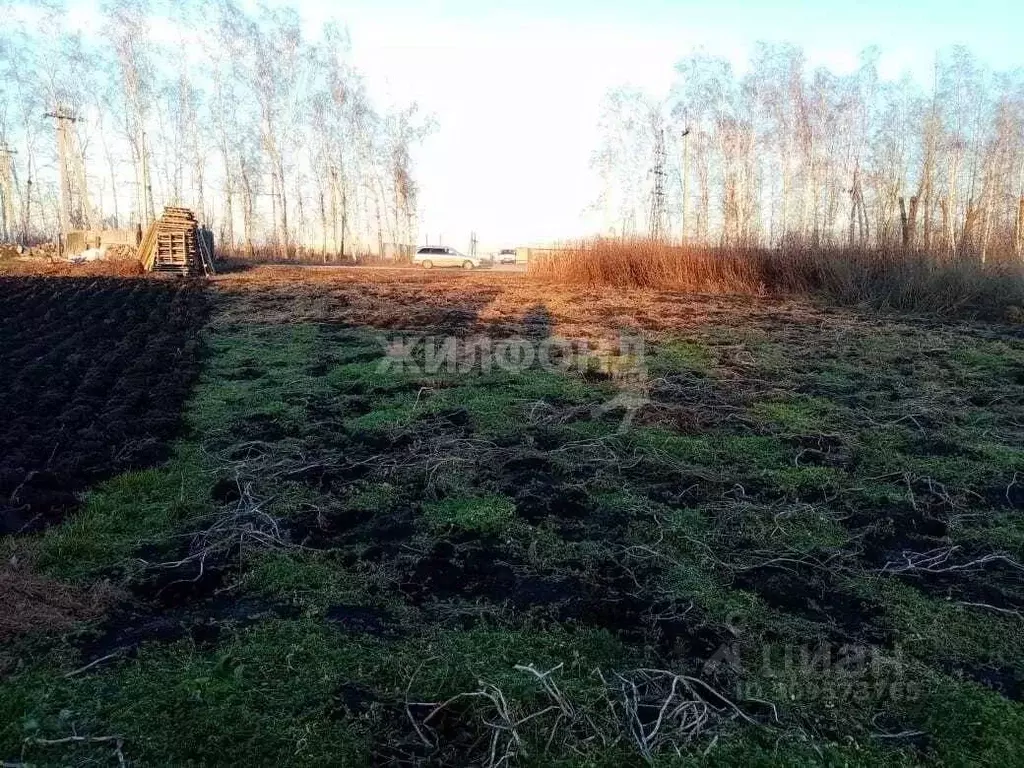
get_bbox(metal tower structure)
[45,105,93,238]
[649,127,667,239]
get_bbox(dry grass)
[0,548,120,644]
[211,265,981,345]
[0,259,145,278]
[529,238,1024,319]
[215,243,384,266]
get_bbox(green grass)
[243,550,392,610]
[2,619,636,765]
[344,482,402,513]
[6,621,374,765]
[627,430,790,470]
[867,578,1024,670]
[955,511,1024,555]
[422,494,517,534]
[647,338,715,375]
[4,295,1024,766]
[750,395,846,434]
[35,449,212,580]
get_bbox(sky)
[59,0,1024,250]
[304,0,1023,249]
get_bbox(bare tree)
[106,0,155,226]
[593,43,1024,261]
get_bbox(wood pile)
[138,206,215,276]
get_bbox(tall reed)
[529,238,1024,318]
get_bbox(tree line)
[592,44,1024,261]
[0,0,433,257]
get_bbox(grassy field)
[2,267,1023,766]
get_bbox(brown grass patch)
[0,550,121,644]
[211,265,983,351]
[529,238,1024,319]
[0,259,146,278]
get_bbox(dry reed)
[529,238,1024,318]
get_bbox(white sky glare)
[315,0,1023,248]
[61,0,1024,249]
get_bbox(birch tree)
[595,43,1024,260]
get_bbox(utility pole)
[45,105,93,244]
[649,127,666,240]
[680,128,691,244]
[46,106,78,244]
[0,144,17,243]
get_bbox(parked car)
[413,246,486,269]
[497,249,517,265]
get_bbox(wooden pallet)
[137,207,214,276]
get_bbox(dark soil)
[733,565,889,644]
[324,604,399,636]
[77,592,301,663]
[0,277,206,534]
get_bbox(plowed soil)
[0,277,206,534]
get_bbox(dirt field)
[0,277,206,535]
[2,266,1023,766]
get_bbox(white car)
[413,246,485,270]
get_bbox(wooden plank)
[138,221,160,271]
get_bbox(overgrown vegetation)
[593,46,1024,261]
[2,271,1023,766]
[530,238,1024,318]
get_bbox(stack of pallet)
[137,206,215,276]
